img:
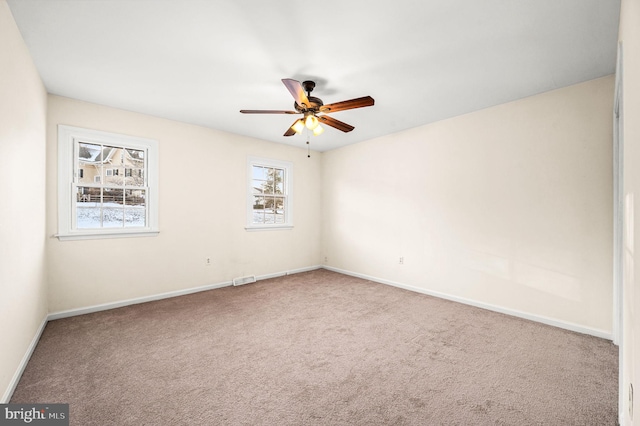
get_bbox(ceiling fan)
[240,79,374,137]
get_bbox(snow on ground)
[77,202,145,228]
[252,209,285,224]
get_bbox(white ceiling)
[7,0,621,152]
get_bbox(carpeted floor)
[11,269,618,425]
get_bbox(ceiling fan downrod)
[302,80,316,97]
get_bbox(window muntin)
[57,126,158,240]
[246,157,293,230]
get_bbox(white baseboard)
[48,265,323,321]
[323,265,613,340]
[48,280,233,321]
[256,265,322,281]
[2,315,48,403]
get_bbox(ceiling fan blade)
[283,119,301,137]
[282,79,310,109]
[318,115,355,133]
[319,96,375,113]
[240,109,298,114]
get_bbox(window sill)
[245,225,293,232]
[55,230,160,241]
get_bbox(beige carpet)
[11,269,618,425]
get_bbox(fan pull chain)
[306,133,311,158]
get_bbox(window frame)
[245,156,293,231]
[57,125,159,241]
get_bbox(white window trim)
[245,156,293,231]
[57,125,159,241]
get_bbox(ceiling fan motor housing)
[292,80,323,112]
[295,96,323,113]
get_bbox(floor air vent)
[232,275,256,286]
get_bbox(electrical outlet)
[399,256,404,265]
[206,257,212,266]
[324,256,328,263]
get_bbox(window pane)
[78,143,102,184]
[123,149,145,186]
[103,187,123,203]
[265,169,278,195]
[275,197,284,223]
[264,197,276,224]
[252,180,264,194]
[264,196,275,211]
[101,146,115,164]
[126,148,145,161]
[109,147,124,165]
[253,195,264,224]
[272,168,284,194]
[78,142,102,162]
[76,186,101,229]
[266,168,275,186]
[124,189,146,227]
[252,165,267,180]
[102,188,124,228]
[260,180,270,195]
[124,169,143,186]
[104,167,124,186]
[78,166,97,184]
[274,197,284,213]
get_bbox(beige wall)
[323,76,614,335]
[0,0,48,401]
[46,95,322,313]
[619,0,639,424]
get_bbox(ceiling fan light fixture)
[291,119,305,133]
[313,125,324,136]
[305,114,319,130]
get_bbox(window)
[246,156,293,230]
[57,125,159,240]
